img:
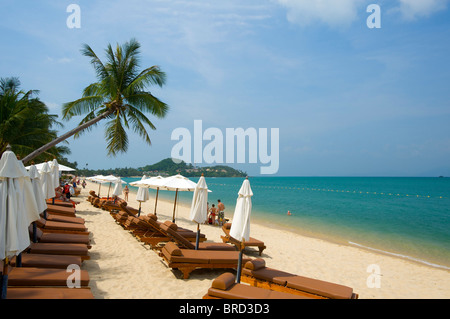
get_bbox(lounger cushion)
[244,258,266,270]
[11,254,82,269]
[211,272,235,290]
[28,243,89,257]
[242,267,294,286]
[285,276,354,299]
[7,287,95,299]
[7,267,90,287]
[164,242,182,256]
[147,214,157,220]
[163,221,178,231]
[207,273,309,299]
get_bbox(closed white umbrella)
[135,175,150,216]
[27,164,47,214]
[50,158,60,189]
[130,175,166,216]
[189,174,209,249]
[112,176,126,197]
[229,177,253,283]
[27,164,47,243]
[0,146,40,298]
[40,161,55,201]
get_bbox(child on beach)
[217,199,225,226]
[209,204,217,225]
[123,185,129,201]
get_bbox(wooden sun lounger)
[203,272,311,299]
[29,225,91,247]
[26,243,90,261]
[4,266,90,287]
[46,199,76,208]
[160,242,252,279]
[46,204,76,217]
[241,258,358,299]
[10,253,82,269]
[35,218,90,235]
[221,223,266,256]
[6,287,94,299]
[160,221,236,251]
[41,213,85,224]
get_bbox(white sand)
[76,181,450,299]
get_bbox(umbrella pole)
[236,241,245,284]
[138,202,142,217]
[154,188,159,216]
[1,258,8,299]
[172,189,178,223]
[32,222,37,243]
[98,183,101,197]
[107,182,111,199]
[195,224,200,250]
[236,249,243,284]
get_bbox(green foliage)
[0,77,70,161]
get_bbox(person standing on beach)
[123,185,129,201]
[217,199,225,226]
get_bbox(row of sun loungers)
[3,201,95,299]
[86,190,358,299]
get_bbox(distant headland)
[74,158,247,178]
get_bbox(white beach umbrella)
[50,158,60,189]
[135,175,150,216]
[0,146,40,298]
[130,175,167,215]
[163,174,199,223]
[27,164,47,214]
[39,161,55,201]
[86,175,108,197]
[189,174,209,249]
[26,162,76,172]
[112,176,126,197]
[229,177,253,283]
[27,164,47,243]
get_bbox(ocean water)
[124,176,450,270]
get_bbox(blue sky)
[1,0,449,176]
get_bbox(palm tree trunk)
[21,109,113,164]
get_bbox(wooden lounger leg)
[178,267,195,279]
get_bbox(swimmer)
[287,210,292,216]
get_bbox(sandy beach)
[76,180,450,299]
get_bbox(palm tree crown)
[62,38,169,156]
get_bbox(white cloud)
[398,0,449,20]
[275,0,365,27]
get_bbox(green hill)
[75,158,247,177]
[141,158,247,177]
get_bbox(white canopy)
[26,162,76,172]
[229,178,253,242]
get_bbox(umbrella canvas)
[189,174,209,249]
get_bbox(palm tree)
[0,77,69,160]
[22,38,168,164]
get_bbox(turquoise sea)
[123,176,450,270]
